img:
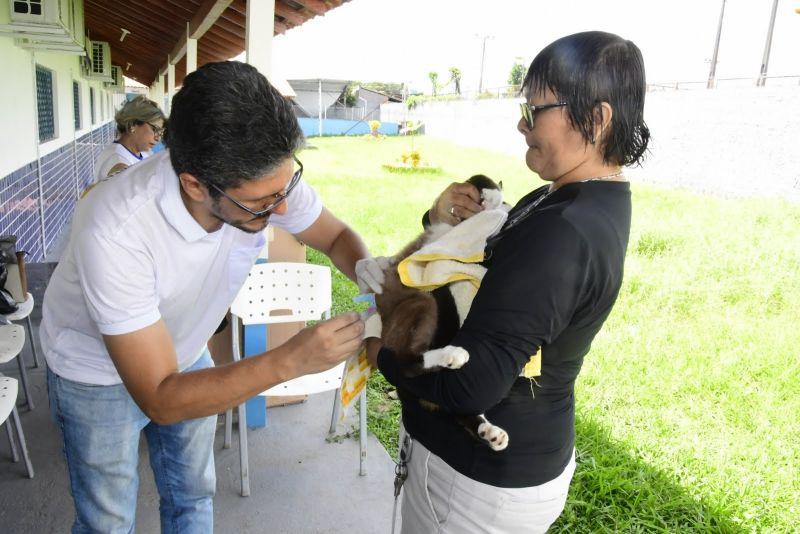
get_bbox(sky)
[267,0,800,94]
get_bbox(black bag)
[0,263,19,314]
[0,235,16,264]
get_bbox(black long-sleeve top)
[378,181,632,488]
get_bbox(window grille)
[91,42,106,75]
[36,65,55,142]
[73,81,81,130]
[12,0,43,16]
[90,87,95,124]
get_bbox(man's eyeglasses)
[519,102,567,129]
[208,157,303,219]
[146,122,165,138]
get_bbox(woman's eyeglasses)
[207,158,303,219]
[519,102,567,129]
[146,122,165,138]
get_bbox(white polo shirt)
[41,150,322,385]
[93,141,149,183]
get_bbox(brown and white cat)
[375,174,510,451]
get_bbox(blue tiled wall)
[0,122,114,262]
[0,160,44,261]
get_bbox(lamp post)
[707,0,726,89]
[476,34,494,95]
[756,0,780,87]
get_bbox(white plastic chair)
[223,262,367,497]
[0,374,34,478]
[0,324,33,410]
[5,293,41,369]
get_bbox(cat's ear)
[498,180,504,190]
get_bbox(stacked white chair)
[223,262,367,497]
[5,292,41,369]
[0,323,33,410]
[1,374,34,478]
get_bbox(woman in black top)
[366,31,650,533]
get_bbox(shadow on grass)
[550,417,745,533]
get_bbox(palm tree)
[428,71,439,96]
[449,67,462,95]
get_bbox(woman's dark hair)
[165,61,304,195]
[522,31,650,166]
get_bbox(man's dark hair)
[523,31,650,167]
[164,61,304,195]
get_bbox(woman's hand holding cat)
[430,181,484,225]
[356,256,389,294]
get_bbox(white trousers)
[399,426,575,534]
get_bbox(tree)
[448,67,462,95]
[508,61,526,88]
[336,83,358,107]
[428,71,439,96]
[361,82,405,100]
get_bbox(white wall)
[0,35,39,177]
[0,30,117,178]
[382,98,528,158]
[382,87,800,202]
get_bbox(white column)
[158,73,166,110]
[149,77,162,103]
[186,22,198,74]
[167,60,176,114]
[245,0,275,78]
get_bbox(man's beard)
[211,200,269,234]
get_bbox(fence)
[0,122,114,262]
[648,75,800,91]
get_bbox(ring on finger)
[449,206,456,216]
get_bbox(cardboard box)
[264,226,307,405]
[207,227,309,405]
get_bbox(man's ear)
[178,172,208,202]
[593,102,614,144]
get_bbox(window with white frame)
[35,64,56,142]
[73,81,82,131]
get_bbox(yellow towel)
[397,208,508,291]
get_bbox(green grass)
[301,136,800,533]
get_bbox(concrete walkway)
[0,263,400,533]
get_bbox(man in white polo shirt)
[40,61,383,533]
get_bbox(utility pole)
[707,0,726,89]
[476,34,494,95]
[756,0,780,87]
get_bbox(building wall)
[0,18,124,262]
[381,98,525,157]
[297,118,398,137]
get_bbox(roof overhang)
[84,0,351,87]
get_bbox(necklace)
[578,170,625,183]
[484,171,626,261]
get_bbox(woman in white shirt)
[90,95,166,187]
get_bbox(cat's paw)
[478,421,509,451]
[423,346,470,369]
[481,188,503,210]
